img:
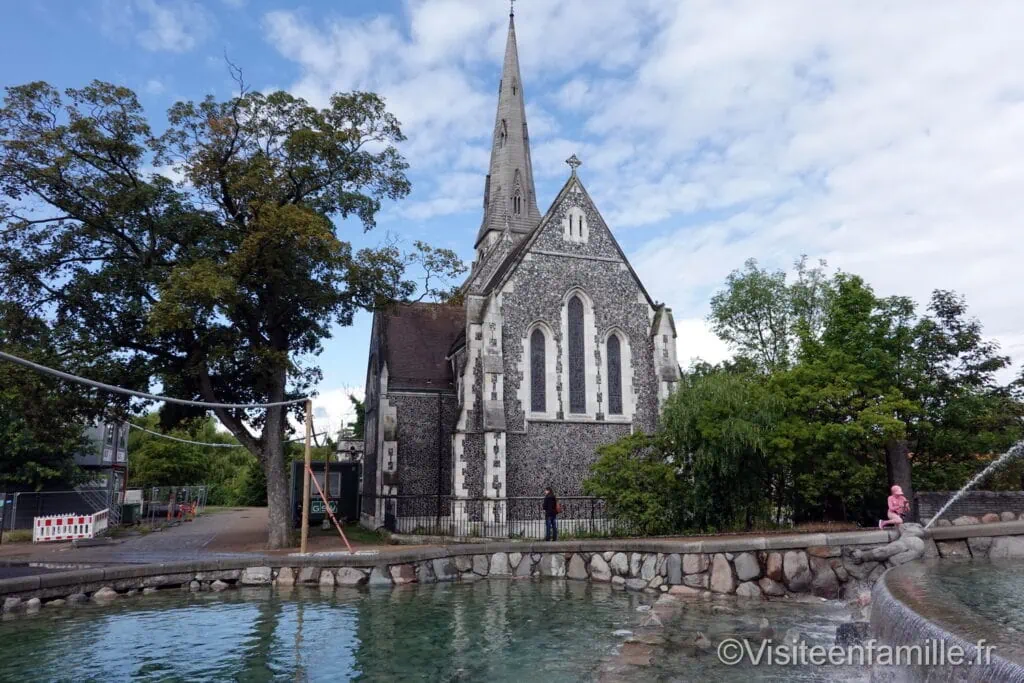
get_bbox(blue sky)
[4,0,1024,434]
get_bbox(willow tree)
[0,78,462,547]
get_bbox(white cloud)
[308,387,364,440]
[398,171,481,221]
[261,1,663,221]
[674,317,732,369]
[266,1,1024,382]
[613,1,1024,380]
[144,79,165,94]
[142,163,187,185]
[101,0,214,53]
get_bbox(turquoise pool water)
[931,561,1024,634]
[0,581,862,682]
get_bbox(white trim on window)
[601,327,635,422]
[560,289,598,419]
[519,320,558,421]
[562,206,588,243]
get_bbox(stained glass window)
[530,328,545,412]
[568,296,586,413]
[607,334,623,415]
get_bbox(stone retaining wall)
[918,491,1024,523]
[3,523,1023,615]
[927,519,1024,560]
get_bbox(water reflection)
[0,580,857,682]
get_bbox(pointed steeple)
[474,10,541,250]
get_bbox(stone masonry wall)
[0,543,922,611]
[917,491,1024,523]
[495,182,660,498]
[4,524,1024,612]
[499,210,659,435]
[390,392,458,499]
[506,422,630,497]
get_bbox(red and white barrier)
[33,509,109,543]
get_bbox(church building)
[361,10,680,533]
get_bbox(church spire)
[474,10,541,249]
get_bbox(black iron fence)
[363,494,634,539]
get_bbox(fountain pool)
[872,560,1024,681]
[0,580,864,682]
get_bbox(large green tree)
[662,370,782,530]
[713,264,1021,522]
[708,256,832,372]
[349,393,365,440]
[588,263,1022,533]
[0,303,109,489]
[0,78,463,547]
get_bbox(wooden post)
[300,398,313,554]
[324,426,331,506]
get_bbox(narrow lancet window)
[530,328,546,412]
[568,296,586,413]
[607,335,623,415]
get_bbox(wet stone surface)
[596,594,870,682]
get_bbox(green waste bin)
[120,503,142,525]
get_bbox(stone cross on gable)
[566,153,582,176]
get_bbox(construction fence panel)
[2,490,110,531]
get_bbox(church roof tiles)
[378,303,464,392]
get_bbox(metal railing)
[364,495,634,539]
[144,486,209,525]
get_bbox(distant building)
[336,436,364,463]
[72,422,129,511]
[73,422,128,471]
[360,10,680,530]
[1,422,131,530]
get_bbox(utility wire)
[0,349,309,409]
[129,422,330,448]
[288,432,329,444]
[128,422,244,448]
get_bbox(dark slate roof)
[379,303,464,392]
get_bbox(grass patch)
[560,528,632,540]
[307,523,389,545]
[1,530,33,544]
[339,524,389,545]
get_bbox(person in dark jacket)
[543,487,558,541]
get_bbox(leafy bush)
[583,433,684,536]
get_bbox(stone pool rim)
[1,528,891,595]
[871,558,1024,680]
[2,521,1022,601]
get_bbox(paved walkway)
[0,508,413,566]
[0,508,872,571]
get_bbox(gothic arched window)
[607,334,623,415]
[530,328,546,412]
[513,190,522,216]
[568,296,586,413]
